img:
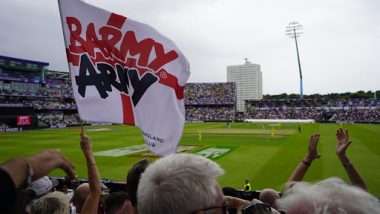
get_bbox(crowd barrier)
[244,119,315,123]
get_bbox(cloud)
[0,0,379,94]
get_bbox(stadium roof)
[0,55,49,66]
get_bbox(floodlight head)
[285,21,303,38]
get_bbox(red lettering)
[118,31,154,67]
[99,26,122,59]
[107,13,126,29]
[65,14,184,98]
[66,17,86,54]
[85,23,100,58]
[148,43,179,71]
[67,15,178,71]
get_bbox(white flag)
[58,0,190,156]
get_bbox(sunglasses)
[241,203,272,214]
[191,200,229,214]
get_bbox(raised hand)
[288,133,321,182]
[305,133,321,162]
[335,128,367,190]
[80,133,92,154]
[29,149,76,181]
[1,149,76,189]
[336,128,352,156]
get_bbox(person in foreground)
[0,149,76,212]
[76,133,102,214]
[137,153,280,214]
[30,191,71,214]
[104,191,134,214]
[126,158,149,213]
[277,177,380,214]
[288,129,367,190]
[137,153,225,214]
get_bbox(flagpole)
[57,0,70,71]
[58,0,84,134]
[80,120,84,134]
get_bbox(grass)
[0,122,379,196]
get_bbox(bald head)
[73,183,90,213]
[259,188,280,208]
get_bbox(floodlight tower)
[286,21,304,99]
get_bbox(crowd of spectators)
[0,122,8,128]
[329,109,380,123]
[44,70,71,88]
[1,77,380,124]
[186,106,234,122]
[41,86,73,98]
[33,99,76,110]
[37,112,63,126]
[0,87,73,98]
[0,98,31,107]
[184,82,236,122]
[0,96,76,109]
[183,85,380,123]
[245,99,380,122]
[245,108,324,121]
[186,106,380,123]
[245,106,380,122]
[1,129,380,213]
[185,82,235,105]
[37,112,80,127]
[63,114,81,126]
[247,98,380,109]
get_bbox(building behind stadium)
[227,59,263,112]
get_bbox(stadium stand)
[184,82,236,122]
[245,99,380,123]
[1,54,379,132]
[0,55,78,130]
[185,82,235,105]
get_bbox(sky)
[1,0,379,95]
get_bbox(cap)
[27,176,52,197]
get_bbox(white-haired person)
[30,191,71,214]
[137,153,270,214]
[277,177,380,213]
[137,153,229,214]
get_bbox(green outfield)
[0,123,379,195]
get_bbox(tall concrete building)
[227,60,262,112]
